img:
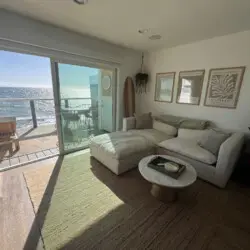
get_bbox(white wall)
[137,31,250,132]
[0,9,141,129]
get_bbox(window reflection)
[177,70,204,105]
[179,78,192,103]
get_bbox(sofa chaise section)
[90,120,175,175]
[90,131,156,175]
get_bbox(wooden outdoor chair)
[0,117,20,156]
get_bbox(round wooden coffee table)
[139,155,197,202]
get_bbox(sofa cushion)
[154,115,208,129]
[154,115,183,128]
[198,129,230,156]
[130,129,174,144]
[158,138,217,165]
[179,119,208,130]
[153,120,177,136]
[90,132,154,160]
[178,129,210,143]
[134,112,152,129]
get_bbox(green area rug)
[23,152,247,250]
[23,152,167,250]
[21,150,250,250]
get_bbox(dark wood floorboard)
[0,168,43,250]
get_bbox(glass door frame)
[50,58,118,155]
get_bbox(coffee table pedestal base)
[150,184,178,202]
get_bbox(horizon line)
[0,85,52,89]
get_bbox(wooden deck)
[0,124,59,170]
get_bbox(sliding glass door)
[51,60,117,154]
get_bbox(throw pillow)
[178,128,210,143]
[179,119,208,130]
[153,120,177,136]
[154,115,209,129]
[154,115,181,128]
[198,129,230,156]
[134,112,152,129]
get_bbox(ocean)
[0,87,92,129]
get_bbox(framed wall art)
[204,67,245,109]
[176,70,205,105]
[155,72,175,103]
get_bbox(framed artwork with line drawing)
[155,72,175,103]
[204,67,245,109]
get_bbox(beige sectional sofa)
[90,115,244,188]
[90,129,173,175]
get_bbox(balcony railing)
[0,97,98,130]
[0,97,102,169]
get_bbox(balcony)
[0,97,100,170]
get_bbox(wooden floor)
[0,125,58,170]
[0,156,58,250]
[0,154,250,250]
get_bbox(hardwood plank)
[10,157,19,166]
[0,160,10,168]
[43,149,52,157]
[27,153,37,161]
[19,155,29,164]
[35,151,45,159]
[0,173,3,198]
[0,171,43,250]
[50,148,59,154]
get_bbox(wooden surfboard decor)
[123,76,135,117]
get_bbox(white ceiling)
[1,0,250,51]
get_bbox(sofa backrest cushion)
[154,115,182,127]
[198,129,231,156]
[153,120,177,136]
[154,114,208,130]
[178,128,209,143]
[179,119,208,130]
[134,112,153,129]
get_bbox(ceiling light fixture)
[138,29,149,34]
[74,0,89,4]
[149,35,162,40]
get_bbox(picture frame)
[176,70,205,105]
[155,72,175,103]
[204,67,245,109]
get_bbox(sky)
[0,50,98,88]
